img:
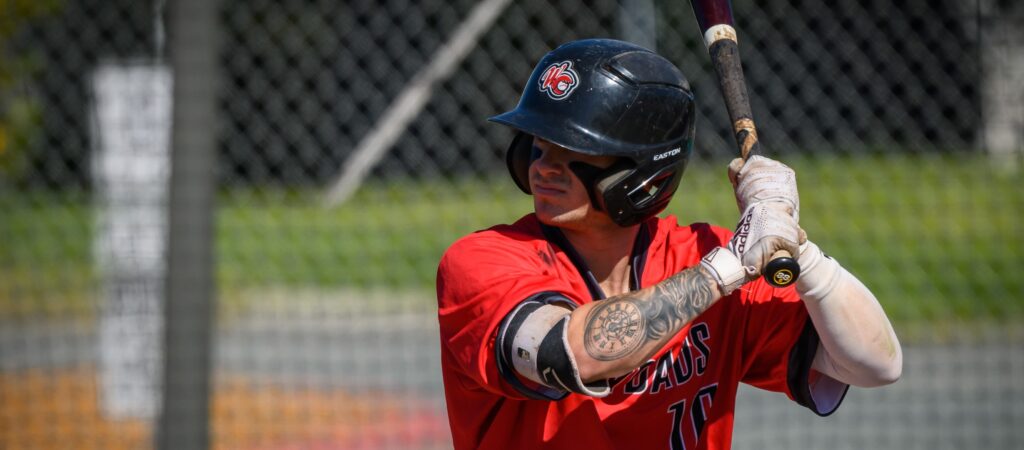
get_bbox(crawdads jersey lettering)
[436,214,843,450]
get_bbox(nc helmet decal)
[538,61,579,100]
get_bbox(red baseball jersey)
[437,213,846,450]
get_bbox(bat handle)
[764,250,800,287]
[701,21,801,287]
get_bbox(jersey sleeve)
[737,281,849,416]
[436,229,584,399]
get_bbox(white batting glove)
[702,156,803,295]
[701,202,802,295]
[728,155,800,222]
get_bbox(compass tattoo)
[583,266,716,361]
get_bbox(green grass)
[215,179,534,290]
[673,154,1023,326]
[1,153,1022,327]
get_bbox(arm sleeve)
[738,281,849,416]
[436,232,584,399]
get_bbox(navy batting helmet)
[490,38,697,227]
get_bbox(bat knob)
[763,256,800,287]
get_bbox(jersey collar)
[539,220,651,301]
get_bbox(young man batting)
[436,38,901,450]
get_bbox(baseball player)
[436,39,901,450]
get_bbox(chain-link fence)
[2,0,1022,449]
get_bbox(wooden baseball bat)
[690,0,800,288]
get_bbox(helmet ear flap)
[569,159,634,219]
[505,132,534,194]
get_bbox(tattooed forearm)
[583,266,717,361]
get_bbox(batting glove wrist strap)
[795,240,843,301]
[701,247,747,296]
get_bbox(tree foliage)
[0,0,63,184]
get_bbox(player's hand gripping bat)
[690,0,800,288]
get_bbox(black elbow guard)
[496,293,610,399]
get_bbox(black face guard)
[568,160,631,213]
[506,131,682,227]
[573,160,680,227]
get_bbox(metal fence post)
[157,0,220,448]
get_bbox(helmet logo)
[538,61,579,100]
[653,148,681,161]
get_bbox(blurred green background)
[4,152,1021,328]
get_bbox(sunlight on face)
[529,138,619,231]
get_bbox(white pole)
[323,0,513,207]
[980,0,1024,173]
[92,62,173,421]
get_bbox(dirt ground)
[0,366,451,450]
